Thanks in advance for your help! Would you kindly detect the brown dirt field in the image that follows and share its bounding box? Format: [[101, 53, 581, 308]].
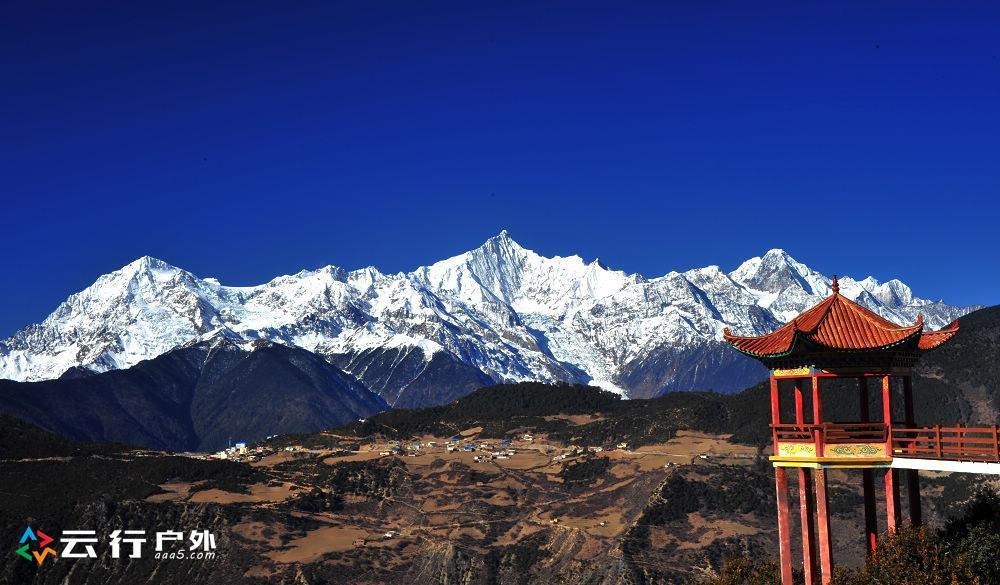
[[492, 451, 551, 470], [622, 433, 756, 468], [664, 431, 755, 456], [542, 414, 604, 425], [244, 565, 279, 579], [157, 481, 298, 504], [609, 462, 637, 478], [188, 488, 262, 504], [233, 521, 284, 547], [426, 512, 462, 525], [459, 426, 483, 437], [399, 453, 440, 466], [253, 451, 301, 467], [267, 524, 370, 563], [620, 452, 677, 471], [248, 482, 298, 502], [589, 510, 626, 537], [676, 512, 762, 550], [322, 450, 385, 465], [494, 522, 544, 546], [146, 482, 192, 503], [648, 526, 677, 549], [557, 510, 626, 538], [486, 476, 528, 490], [449, 526, 485, 540], [571, 476, 639, 498], [421, 499, 462, 513], [487, 491, 516, 506], [574, 535, 609, 559]]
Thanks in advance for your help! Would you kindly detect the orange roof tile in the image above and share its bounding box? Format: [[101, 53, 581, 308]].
[[917, 320, 959, 350], [723, 277, 959, 358]]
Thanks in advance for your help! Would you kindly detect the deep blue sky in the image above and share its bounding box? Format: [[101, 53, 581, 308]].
[[3, 2, 999, 337]]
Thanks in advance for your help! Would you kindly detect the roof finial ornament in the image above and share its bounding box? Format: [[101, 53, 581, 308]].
[[832, 274, 839, 295]]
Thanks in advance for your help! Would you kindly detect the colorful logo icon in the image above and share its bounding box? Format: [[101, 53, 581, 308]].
[[15, 527, 57, 566]]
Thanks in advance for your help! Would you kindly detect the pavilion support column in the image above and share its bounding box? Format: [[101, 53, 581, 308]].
[[903, 375, 922, 526], [770, 377, 781, 445], [812, 375, 824, 455], [885, 468, 901, 533], [771, 377, 794, 585], [795, 379, 818, 584], [882, 375, 901, 532], [775, 467, 794, 585], [859, 377, 878, 554], [810, 374, 833, 585], [798, 468, 818, 584], [814, 468, 834, 585], [795, 378, 806, 424]]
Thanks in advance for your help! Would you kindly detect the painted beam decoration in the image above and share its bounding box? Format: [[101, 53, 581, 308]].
[[824, 443, 886, 458], [777, 442, 817, 458], [771, 366, 813, 377], [776, 442, 887, 459], [777, 443, 888, 459]]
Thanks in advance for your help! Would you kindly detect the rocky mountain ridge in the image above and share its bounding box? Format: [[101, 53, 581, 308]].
[[0, 232, 978, 403]]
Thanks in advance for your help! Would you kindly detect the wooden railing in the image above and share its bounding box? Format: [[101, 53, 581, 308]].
[[772, 423, 1000, 463], [891, 425, 1000, 462], [825, 423, 888, 443], [772, 423, 887, 445]]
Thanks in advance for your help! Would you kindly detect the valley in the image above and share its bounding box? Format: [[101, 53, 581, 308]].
[[1, 377, 993, 584]]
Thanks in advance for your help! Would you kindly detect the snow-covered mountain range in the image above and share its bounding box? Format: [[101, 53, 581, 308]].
[[0, 232, 979, 405]]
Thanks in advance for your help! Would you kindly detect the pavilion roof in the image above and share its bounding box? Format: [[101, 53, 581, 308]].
[[723, 276, 960, 359]]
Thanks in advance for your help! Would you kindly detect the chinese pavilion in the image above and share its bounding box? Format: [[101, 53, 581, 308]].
[[724, 276, 968, 585]]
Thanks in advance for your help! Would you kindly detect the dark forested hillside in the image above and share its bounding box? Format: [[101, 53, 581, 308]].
[[914, 304, 1000, 424], [0, 339, 387, 452], [0, 415, 129, 459], [270, 381, 775, 450]]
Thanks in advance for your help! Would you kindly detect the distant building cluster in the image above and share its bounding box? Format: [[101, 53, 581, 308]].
[[371, 433, 634, 466], [211, 441, 272, 462]]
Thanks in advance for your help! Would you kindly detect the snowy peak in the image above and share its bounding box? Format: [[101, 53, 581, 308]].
[[87, 255, 185, 295], [122, 254, 174, 271], [414, 231, 637, 317], [870, 279, 914, 307], [416, 230, 531, 305], [730, 248, 821, 295], [347, 266, 386, 293], [0, 240, 981, 402], [481, 229, 527, 257]]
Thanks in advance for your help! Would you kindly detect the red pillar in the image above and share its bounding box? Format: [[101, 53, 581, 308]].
[[773, 377, 794, 585], [814, 468, 834, 585], [775, 467, 794, 585], [808, 375, 833, 584], [795, 380, 818, 584], [885, 468, 901, 532], [812, 375, 824, 455], [795, 379, 806, 424], [771, 376, 781, 447], [859, 377, 878, 554], [798, 468, 818, 584], [883, 375, 901, 532], [902, 375, 921, 526]]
